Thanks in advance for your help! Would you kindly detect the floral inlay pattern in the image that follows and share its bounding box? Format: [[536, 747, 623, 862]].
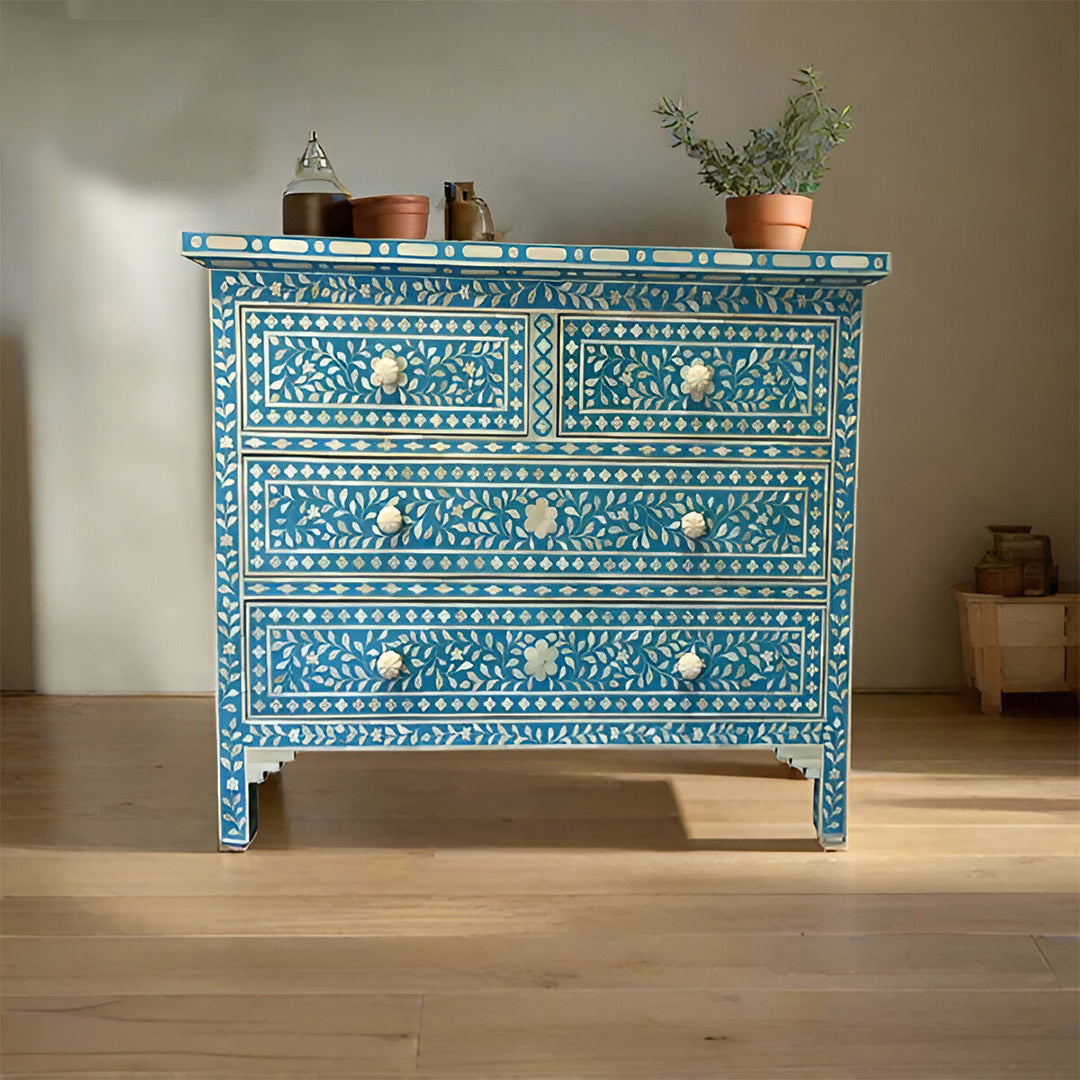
[[248, 603, 820, 715], [559, 314, 834, 439], [268, 336, 503, 406], [585, 343, 808, 414], [242, 307, 528, 434], [246, 460, 826, 579]]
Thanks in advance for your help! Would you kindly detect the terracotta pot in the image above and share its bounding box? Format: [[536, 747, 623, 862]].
[[725, 194, 813, 250], [349, 195, 430, 239]]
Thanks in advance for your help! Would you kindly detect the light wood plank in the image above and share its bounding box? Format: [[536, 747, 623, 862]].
[[5, 891, 1077, 938], [1036, 935, 1080, 989], [0, 993, 422, 1078], [5, 848, 1079, 897], [5, 809, 1078, 854], [843, 824, 1080, 857], [415, 988, 1080, 1078], [0, 932, 1058, 997]]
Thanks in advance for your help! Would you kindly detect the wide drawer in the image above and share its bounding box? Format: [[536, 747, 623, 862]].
[[558, 313, 835, 439], [242, 455, 829, 581], [244, 600, 825, 722], [240, 306, 529, 435]]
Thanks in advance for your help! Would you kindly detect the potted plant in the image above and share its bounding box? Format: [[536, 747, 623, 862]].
[[655, 67, 852, 250]]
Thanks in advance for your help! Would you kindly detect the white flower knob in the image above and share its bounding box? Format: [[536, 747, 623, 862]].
[[676, 650, 705, 681], [680, 510, 708, 540], [376, 649, 405, 681], [376, 504, 404, 536], [370, 349, 407, 392], [680, 357, 715, 403]]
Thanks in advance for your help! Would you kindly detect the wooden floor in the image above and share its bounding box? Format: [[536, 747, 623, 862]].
[[1, 693, 1077, 1079]]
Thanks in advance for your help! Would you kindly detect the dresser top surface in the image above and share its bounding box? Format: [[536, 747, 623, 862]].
[[181, 232, 891, 285]]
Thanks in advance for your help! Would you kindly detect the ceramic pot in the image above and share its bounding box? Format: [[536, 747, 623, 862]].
[[349, 195, 430, 239], [725, 194, 813, 250]]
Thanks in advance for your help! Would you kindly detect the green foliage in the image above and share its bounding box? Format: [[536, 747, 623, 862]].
[[656, 67, 852, 198]]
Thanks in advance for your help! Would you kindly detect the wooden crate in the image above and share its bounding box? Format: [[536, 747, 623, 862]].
[[954, 584, 1079, 715]]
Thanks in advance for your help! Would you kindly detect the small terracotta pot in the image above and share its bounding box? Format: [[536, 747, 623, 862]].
[[349, 195, 430, 239], [725, 194, 813, 250]]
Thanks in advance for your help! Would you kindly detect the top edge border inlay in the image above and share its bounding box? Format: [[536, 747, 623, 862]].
[[182, 232, 891, 284]]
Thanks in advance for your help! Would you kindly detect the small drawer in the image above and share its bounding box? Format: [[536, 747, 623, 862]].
[[242, 456, 829, 581], [241, 306, 528, 435], [244, 600, 825, 723], [558, 313, 835, 439]]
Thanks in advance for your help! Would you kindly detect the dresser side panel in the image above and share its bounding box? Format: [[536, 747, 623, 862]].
[[209, 272, 251, 849], [817, 294, 866, 846]]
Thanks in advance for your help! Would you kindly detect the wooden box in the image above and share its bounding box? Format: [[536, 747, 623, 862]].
[[954, 584, 1079, 714]]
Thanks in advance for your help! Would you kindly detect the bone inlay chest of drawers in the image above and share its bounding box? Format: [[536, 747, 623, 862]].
[[183, 233, 889, 850]]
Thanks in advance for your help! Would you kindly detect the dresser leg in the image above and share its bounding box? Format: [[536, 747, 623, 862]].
[[219, 750, 297, 850], [775, 745, 845, 848], [813, 745, 848, 851], [219, 780, 256, 852]]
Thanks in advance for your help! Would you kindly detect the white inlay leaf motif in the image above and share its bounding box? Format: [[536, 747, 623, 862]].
[[266, 482, 808, 559], [265, 624, 805, 698]]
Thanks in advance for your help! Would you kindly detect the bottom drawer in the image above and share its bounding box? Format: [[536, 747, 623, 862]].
[[244, 600, 824, 723]]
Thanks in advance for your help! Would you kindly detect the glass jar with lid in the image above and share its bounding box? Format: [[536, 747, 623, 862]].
[[282, 131, 352, 237]]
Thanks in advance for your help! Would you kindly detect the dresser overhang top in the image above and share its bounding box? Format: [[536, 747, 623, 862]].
[[182, 232, 890, 287]]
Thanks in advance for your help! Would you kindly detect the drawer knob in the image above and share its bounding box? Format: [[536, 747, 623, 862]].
[[376, 504, 404, 536], [680, 510, 708, 540], [376, 649, 405, 681], [680, 358, 715, 403], [370, 349, 408, 392], [676, 650, 705, 681]]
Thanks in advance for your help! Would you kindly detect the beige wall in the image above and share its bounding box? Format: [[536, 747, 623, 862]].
[[2, 0, 1077, 692]]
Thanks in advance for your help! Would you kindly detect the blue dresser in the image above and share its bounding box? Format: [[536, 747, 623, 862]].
[[183, 233, 889, 850]]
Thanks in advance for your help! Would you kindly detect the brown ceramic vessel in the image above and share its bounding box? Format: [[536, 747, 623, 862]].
[[349, 195, 430, 239], [725, 194, 813, 250]]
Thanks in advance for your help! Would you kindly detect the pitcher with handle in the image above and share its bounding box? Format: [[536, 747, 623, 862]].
[[444, 181, 495, 241]]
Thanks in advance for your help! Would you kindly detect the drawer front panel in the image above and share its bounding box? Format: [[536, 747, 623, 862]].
[[242, 306, 528, 435], [558, 314, 834, 439], [245, 601, 825, 722], [243, 456, 829, 581]]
